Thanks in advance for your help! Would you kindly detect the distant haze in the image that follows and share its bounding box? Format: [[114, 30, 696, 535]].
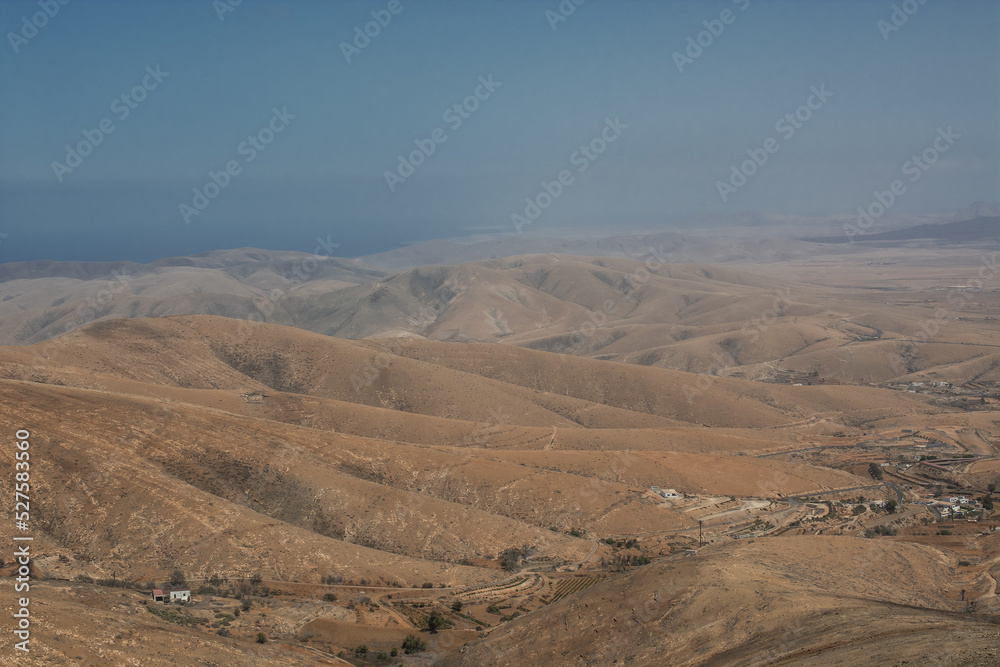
[[1, 0, 997, 262]]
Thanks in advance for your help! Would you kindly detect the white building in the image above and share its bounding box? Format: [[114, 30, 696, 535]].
[[152, 588, 191, 603]]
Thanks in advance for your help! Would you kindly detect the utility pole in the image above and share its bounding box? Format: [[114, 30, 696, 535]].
[[699, 520, 703, 547]]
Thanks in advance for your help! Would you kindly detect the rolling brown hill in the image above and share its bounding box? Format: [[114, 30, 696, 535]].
[[1, 310, 997, 665], [0, 313, 915, 589], [2, 314, 944, 431], [2, 246, 997, 392], [0, 248, 385, 345], [443, 537, 1000, 667]]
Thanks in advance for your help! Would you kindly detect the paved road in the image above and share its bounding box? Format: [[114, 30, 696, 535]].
[[580, 539, 601, 565], [756, 444, 856, 459], [891, 340, 1000, 348], [783, 483, 886, 500], [885, 480, 905, 503]]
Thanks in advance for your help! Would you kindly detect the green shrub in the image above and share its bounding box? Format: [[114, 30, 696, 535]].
[[426, 610, 445, 633], [402, 634, 426, 654], [501, 547, 524, 572]]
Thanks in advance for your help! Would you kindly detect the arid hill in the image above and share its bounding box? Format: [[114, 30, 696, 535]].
[[1, 314, 905, 588], [443, 537, 1000, 666], [0, 248, 385, 345], [0, 308, 997, 664], [0, 233, 997, 665], [2, 246, 996, 392], [4, 312, 955, 594]]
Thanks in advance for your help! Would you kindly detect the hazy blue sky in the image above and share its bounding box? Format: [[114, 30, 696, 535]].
[[1, 0, 997, 262]]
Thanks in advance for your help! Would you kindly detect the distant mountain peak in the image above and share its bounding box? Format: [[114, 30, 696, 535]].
[[950, 201, 1000, 223]]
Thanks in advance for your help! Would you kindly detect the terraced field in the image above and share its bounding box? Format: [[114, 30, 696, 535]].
[[546, 575, 605, 604]]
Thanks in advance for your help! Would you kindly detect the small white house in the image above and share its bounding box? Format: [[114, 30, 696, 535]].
[[658, 489, 681, 499], [152, 588, 191, 603]]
